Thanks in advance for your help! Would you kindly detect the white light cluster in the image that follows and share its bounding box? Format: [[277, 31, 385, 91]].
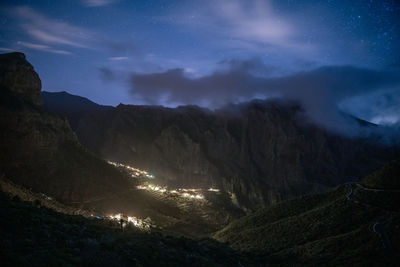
[[109, 160, 221, 202], [137, 184, 205, 200], [108, 213, 150, 229], [108, 161, 155, 179], [207, 188, 220, 192]]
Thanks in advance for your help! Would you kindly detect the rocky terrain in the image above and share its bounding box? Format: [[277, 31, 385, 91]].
[[0, 52, 42, 105], [44, 92, 399, 210], [0, 53, 132, 205]]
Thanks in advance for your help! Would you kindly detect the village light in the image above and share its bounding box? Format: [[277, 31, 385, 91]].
[[208, 188, 220, 192]]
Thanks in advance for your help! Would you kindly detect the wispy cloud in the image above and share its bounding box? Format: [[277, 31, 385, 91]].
[[168, 0, 312, 54], [108, 56, 129, 61], [82, 0, 120, 7], [17, 41, 72, 55], [0, 47, 14, 52], [14, 6, 96, 49], [214, 0, 293, 47]]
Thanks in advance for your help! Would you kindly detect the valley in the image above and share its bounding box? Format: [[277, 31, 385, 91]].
[[0, 51, 399, 266]]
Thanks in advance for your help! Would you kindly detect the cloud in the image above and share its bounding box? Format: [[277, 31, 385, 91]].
[[167, 0, 313, 54], [217, 58, 277, 76], [82, 0, 120, 7], [11, 6, 139, 57], [213, 0, 294, 47], [108, 56, 129, 61], [124, 61, 400, 135], [0, 47, 14, 52], [17, 41, 72, 55], [341, 88, 400, 127], [99, 67, 116, 83], [14, 6, 96, 49]]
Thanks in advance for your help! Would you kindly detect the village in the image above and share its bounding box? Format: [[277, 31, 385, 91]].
[[106, 160, 222, 230]]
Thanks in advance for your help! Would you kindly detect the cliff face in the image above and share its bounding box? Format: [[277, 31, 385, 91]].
[[53, 96, 397, 210], [0, 52, 42, 105], [0, 52, 130, 204]]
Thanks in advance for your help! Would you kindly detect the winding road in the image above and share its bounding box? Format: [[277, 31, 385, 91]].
[[373, 212, 394, 255], [345, 182, 396, 255]]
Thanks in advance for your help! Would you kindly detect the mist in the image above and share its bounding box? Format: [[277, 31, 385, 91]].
[[101, 60, 400, 137]]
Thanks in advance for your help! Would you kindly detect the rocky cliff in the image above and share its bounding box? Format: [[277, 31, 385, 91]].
[[45, 91, 398, 210], [0, 52, 131, 204], [0, 52, 42, 105]]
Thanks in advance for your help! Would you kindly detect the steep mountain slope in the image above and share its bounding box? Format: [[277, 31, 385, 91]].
[[213, 158, 400, 266], [363, 158, 400, 189], [0, 51, 42, 105], [45, 93, 398, 210], [43, 91, 111, 115], [0, 52, 244, 237], [0, 52, 131, 204], [42, 91, 112, 129]]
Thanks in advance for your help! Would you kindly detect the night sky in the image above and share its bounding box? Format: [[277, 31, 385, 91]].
[[1, 0, 399, 127]]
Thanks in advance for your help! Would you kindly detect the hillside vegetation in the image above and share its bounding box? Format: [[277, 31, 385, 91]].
[[0, 190, 252, 266], [363, 158, 400, 189], [214, 159, 400, 266]]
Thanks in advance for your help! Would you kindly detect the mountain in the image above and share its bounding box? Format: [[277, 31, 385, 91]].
[[42, 91, 113, 129], [213, 158, 400, 266], [363, 158, 400, 189], [0, 52, 42, 105], [0, 52, 131, 204], [43, 91, 111, 115], [44, 93, 398, 210], [0, 52, 241, 236], [1, 51, 399, 265]]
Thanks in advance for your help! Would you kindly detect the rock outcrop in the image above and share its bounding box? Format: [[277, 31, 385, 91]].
[[0, 52, 42, 105], [0, 52, 131, 204]]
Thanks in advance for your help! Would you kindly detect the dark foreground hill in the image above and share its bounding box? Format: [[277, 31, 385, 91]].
[[213, 158, 400, 266], [0, 190, 250, 267], [44, 92, 398, 210], [0, 154, 398, 266]]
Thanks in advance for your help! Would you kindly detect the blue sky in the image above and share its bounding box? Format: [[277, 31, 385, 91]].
[[0, 0, 399, 126]]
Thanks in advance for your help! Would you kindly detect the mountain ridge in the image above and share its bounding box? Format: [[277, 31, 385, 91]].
[[44, 89, 399, 210]]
